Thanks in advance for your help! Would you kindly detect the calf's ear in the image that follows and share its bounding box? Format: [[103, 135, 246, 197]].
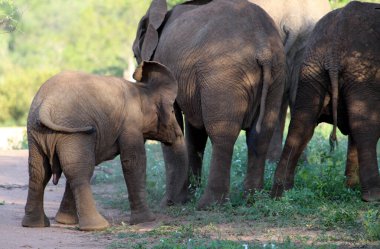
[[133, 61, 178, 104]]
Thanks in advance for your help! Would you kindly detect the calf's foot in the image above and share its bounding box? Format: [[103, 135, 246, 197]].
[[55, 210, 79, 225], [22, 213, 50, 227], [79, 213, 109, 231]]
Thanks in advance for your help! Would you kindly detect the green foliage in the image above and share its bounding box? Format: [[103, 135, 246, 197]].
[[96, 125, 380, 248], [363, 209, 380, 241], [0, 67, 56, 125], [2, 0, 379, 125], [329, 0, 380, 8], [167, 0, 186, 8], [0, 0, 20, 32], [0, 0, 151, 126]]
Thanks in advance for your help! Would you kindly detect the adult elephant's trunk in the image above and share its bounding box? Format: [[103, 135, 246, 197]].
[[271, 71, 325, 197], [161, 135, 189, 206]]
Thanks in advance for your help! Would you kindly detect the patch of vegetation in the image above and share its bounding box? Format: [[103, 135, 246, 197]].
[[95, 124, 380, 248], [0, 0, 20, 33], [7, 128, 28, 149], [362, 209, 380, 241]]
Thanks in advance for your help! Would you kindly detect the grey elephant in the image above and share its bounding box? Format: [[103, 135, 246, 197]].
[[271, 1, 380, 202], [22, 61, 183, 231], [133, 0, 286, 209], [249, 0, 331, 161]]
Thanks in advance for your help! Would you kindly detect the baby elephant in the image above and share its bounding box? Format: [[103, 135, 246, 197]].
[[22, 61, 183, 231]]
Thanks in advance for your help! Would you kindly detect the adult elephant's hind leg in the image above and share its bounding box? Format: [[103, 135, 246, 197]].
[[348, 97, 380, 202], [345, 135, 360, 188], [186, 121, 208, 191], [197, 121, 240, 210], [244, 121, 273, 195], [22, 142, 51, 227], [55, 181, 78, 224], [354, 135, 380, 202], [57, 135, 109, 231], [266, 98, 288, 162]]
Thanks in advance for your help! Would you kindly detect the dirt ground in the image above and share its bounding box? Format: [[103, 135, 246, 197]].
[[0, 150, 111, 249]]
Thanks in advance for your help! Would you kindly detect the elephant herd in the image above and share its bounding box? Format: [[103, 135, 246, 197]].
[[22, 0, 380, 231]]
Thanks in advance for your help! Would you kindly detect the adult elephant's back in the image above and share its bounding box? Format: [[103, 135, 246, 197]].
[[133, 0, 286, 209], [154, 0, 284, 129], [248, 0, 332, 161]]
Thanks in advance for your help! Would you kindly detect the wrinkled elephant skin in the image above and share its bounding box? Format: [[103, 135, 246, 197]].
[[133, 0, 286, 209], [22, 61, 185, 231], [271, 2, 380, 202], [249, 0, 332, 161]]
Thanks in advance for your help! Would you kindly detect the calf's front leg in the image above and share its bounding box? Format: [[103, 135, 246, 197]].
[[119, 131, 154, 224], [22, 143, 51, 228]]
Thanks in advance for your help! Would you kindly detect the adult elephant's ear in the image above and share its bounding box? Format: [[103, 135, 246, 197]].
[[133, 61, 178, 104], [133, 0, 167, 63]]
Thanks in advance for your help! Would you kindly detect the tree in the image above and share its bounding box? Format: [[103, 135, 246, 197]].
[[167, 0, 186, 7], [0, 0, 20, 32]]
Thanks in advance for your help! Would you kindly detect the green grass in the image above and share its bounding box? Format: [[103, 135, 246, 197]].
[[330, 0, 380, 9], [93, 123, 380, 248]]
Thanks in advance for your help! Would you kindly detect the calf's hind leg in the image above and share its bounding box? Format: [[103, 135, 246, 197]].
[[57, 135, 109, 231], [55, 181, 78, 224], [22, 143, 51, 227]]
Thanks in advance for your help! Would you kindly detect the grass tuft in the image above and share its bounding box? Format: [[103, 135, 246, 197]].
[[96, 124, 380, 248]]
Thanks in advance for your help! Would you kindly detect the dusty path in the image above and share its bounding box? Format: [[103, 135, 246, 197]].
[[0, 150, 110, 249]]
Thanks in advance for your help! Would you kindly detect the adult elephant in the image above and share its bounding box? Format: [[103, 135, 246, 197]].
[[249, 0, 332, 161], [133, 0, 286, 209], [271, 1, 380, 202]]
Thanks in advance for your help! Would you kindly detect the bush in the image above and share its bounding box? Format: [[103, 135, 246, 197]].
[[0, 67, 57, 125]]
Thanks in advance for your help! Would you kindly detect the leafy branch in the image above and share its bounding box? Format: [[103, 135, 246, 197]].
[[0, 0, 20, 33]]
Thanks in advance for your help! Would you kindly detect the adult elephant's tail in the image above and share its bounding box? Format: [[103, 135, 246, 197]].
[[328, 68, 339, 151], [256, 63, 271, 133], [38, 104, 95, 134]]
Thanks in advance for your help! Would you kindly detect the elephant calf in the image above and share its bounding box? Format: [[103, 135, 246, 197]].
[[271, 2, 380, 202], [22, 61, 185, 231]]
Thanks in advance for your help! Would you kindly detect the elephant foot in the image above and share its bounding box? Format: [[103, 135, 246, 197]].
[[78, 213, 109, 231], [345, 174, 360, 188], [197, 190, 228, 210], [267, 149, 282, 163], [55, 210, 79, 225], [22, 213, 50, 227], [361, 187, 380, 202], [243, 181, 264, 197], [160, 197, 175, 207], [130, 210, 155, 225], [242, 189, 258, 204], [270, 181, 293, 199], [161, 190, 189, 207]]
